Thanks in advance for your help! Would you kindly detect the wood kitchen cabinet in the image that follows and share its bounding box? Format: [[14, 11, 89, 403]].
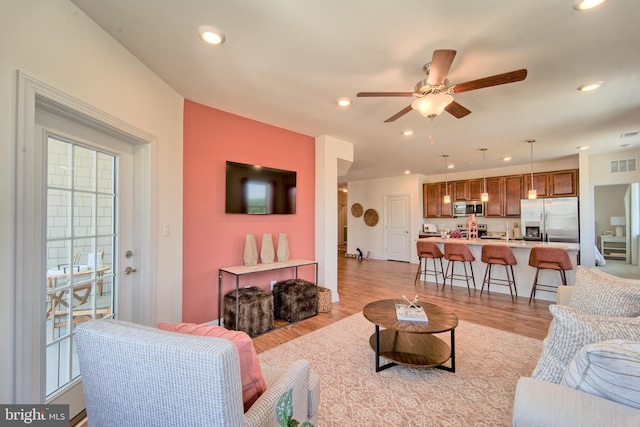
[[469, 179, 484, 201], [452, 181, 470, 201], [504, 175, 524, 217], [549, 170, 578, 197], [524, 169, 578, 198], [422, 169, 578, 218], [452, 179, 484, 201], [423, 182, 452, 218], [484, 177, 504, 217]]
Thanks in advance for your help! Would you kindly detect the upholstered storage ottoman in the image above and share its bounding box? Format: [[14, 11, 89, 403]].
[[273, 279, 318, 322], [223, 286, 273, 337]]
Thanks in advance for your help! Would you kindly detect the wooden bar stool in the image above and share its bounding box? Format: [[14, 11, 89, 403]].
[[528, 246, 574, 304], [443, 243, 476, 296], [414, 239, 445, 286], [481, 245, 518, 302]]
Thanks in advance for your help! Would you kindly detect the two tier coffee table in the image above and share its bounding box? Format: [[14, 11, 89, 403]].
[[363, 299, 459, 372]]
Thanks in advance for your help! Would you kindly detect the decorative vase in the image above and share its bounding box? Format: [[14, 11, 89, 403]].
[[466, 214, 478, 240], [260, 233, 275, 264], [243, 234, 258, 266], [277, 233, 290, 262]]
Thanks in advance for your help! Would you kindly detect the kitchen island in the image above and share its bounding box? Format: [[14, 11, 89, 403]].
[[417, 237, 580, 302]]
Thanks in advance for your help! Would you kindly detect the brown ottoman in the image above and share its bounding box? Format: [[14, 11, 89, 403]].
[[273, 279, 317, 322], [224, 286, 273, 337]]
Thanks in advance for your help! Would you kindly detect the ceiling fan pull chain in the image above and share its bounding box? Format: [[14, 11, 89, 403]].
[[429, 117, 435, 145]]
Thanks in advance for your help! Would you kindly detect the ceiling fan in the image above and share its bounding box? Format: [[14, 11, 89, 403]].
[[357, 49, 527, 123]]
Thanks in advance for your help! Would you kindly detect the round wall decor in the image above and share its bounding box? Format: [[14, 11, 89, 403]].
[[364, 208, 379, 226], [351, 203, 363, 217]]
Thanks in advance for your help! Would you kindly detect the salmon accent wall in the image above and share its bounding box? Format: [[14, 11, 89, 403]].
[[183, 100, 316, 323]]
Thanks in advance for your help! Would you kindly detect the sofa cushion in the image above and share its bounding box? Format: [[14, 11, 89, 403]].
[[532, 305, 640, 384], [157, 322, 266, 411], [561, 339, 640, 409], [568, 266, 640, 317]]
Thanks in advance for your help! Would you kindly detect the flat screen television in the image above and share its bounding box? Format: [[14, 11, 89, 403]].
[[225, 161, 297, 214]]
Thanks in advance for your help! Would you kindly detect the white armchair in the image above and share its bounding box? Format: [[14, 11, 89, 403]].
[[76, 319, 320, 427]]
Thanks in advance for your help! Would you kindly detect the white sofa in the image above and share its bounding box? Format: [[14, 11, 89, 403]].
[[76, 319, 320, 427], [513, 283, 640, 427]]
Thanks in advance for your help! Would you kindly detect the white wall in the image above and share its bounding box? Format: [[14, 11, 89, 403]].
[[347, 174, 423, 263], [1, 0, 184, 403]]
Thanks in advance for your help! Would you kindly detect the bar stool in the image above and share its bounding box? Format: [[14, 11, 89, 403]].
[[443, 243, 476, 296], [528, 246, 574, 304], [414, 239, 445, 287], [480, 245, 518, 302]]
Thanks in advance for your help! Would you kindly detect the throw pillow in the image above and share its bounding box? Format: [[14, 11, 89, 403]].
[[531, 305, 640, 384], [568, 266, 640, 317], [561, 339, 640, 409], [157, 322, 266, 411]]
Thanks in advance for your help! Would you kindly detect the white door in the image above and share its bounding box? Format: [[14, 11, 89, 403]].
[[15, 74, 152, 420], [386, 194, 411, 262]]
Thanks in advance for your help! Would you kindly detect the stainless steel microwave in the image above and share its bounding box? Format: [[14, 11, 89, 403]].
[[453, 201, 484, 217]]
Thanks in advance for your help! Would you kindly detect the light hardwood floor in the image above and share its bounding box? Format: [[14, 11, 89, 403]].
[[252, 256, 554, 353]]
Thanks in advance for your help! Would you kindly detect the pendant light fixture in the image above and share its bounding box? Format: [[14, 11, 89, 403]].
[[442, 155, 451, 204], [527, 139, 537, 199], [480, 148, 489, 202]]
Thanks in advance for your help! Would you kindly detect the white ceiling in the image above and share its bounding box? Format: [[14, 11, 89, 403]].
[[71, 0, 640, 186]]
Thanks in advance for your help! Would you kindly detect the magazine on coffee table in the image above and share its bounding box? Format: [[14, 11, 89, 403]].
[[395, 304, 428, 322]]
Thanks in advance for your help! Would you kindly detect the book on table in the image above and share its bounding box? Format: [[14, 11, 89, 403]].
[[395, 304, 428, 322]]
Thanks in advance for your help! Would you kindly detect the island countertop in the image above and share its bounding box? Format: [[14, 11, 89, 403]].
[[419, 237, 580, 252]]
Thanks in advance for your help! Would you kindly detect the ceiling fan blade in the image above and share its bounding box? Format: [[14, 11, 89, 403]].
[[427, 49, 457, 86], [453, 69, 528, 93], [445, 100, 472, 119], [384, 105, 413, 123], [357, 92, 414, 97]]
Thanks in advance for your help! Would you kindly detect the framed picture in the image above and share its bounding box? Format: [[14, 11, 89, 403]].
[[603, 231, 614, 236]]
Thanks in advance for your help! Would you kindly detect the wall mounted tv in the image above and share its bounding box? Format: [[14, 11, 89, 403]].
[[225, 161, 297, 214]]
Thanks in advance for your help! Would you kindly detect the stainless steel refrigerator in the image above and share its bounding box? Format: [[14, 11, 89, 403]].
[[520, 197, 579, 243]]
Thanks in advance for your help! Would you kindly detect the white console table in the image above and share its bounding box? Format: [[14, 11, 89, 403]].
[[217, 259, 318, 328], [599, 235, 627, 260]]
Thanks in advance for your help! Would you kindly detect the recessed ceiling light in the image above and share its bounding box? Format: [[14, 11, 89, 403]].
[[577, 81, 603, 92], [337, 98, 351, 107], [404, 170, 411, 175], [573, 0, 607, 11], [577, 146, 590, 150], [502, 157, 512, 162], [403, 130, 414, 136], [198, 26, 225, 45], [447, 164, 454, 169]]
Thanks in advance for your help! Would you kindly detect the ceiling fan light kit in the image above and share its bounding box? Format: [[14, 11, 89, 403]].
[[411, 93, 453, 118]]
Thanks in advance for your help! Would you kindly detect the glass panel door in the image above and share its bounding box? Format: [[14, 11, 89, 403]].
[[45, 135, 116, 398]]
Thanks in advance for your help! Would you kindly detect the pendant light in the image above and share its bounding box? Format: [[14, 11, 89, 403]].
[[442, 155, 451, 204], [527, 139, 537, 199], [480, 148, 489, 202]]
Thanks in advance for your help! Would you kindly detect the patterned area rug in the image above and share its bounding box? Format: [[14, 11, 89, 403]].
[[258, 313, 543, 426]]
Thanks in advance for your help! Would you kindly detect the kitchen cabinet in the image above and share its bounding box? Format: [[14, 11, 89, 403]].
[[423, 182, 452, 218], [504, 175, 524, 217], [524, 170, 578, 198], [484, 177, 504, 217], [453, 180, 470, 201], [549, 170, 578, 197], [422, 169, 578, 218], [469, 179, 484, 201]]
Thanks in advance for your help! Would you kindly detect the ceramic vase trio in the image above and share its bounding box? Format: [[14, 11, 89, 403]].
[[244, 233, 289, 266]]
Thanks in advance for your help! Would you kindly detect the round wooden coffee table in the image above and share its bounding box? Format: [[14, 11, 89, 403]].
[[363, 299, 459, 372]]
